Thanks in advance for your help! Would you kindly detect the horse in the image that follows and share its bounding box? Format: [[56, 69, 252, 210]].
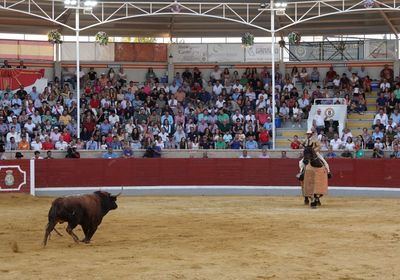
[[299, 144, 329, 208]]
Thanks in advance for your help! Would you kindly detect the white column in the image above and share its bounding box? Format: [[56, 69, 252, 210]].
[[76, 5, 81, 139], [167, 44, 174, 83], [30, 159, 35, 196], [271, 3, 276, 150]]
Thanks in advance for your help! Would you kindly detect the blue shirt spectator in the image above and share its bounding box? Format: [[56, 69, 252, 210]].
[[100, 120, 112, 135], [245, 138, 258, 150], [102, 147, 119, 159]]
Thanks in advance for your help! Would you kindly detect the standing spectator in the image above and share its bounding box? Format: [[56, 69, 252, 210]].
[[313, 108, 326, 134]]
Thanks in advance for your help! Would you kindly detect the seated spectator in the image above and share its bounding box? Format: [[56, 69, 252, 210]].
[[330, 133, 343, 150], [325, 146, 337, 158], [103, 147, 119, 159], [372, 138, 385, 158], [18, 135, 30, 150], [310, 67, 320, 85], [258, 127, 271, 149], [380, 64, 394, 84], [2, 59, 11, 68], [239, 150, 251, 158], [324, 66, 337, 86], [390, 144, 400, 158], [45, 150, 54, 159], [289, 135, 301, 149], [374, 109, 388, 126], [259, 149, 270, 158], [245, 135, 258, 150], [32, 150, 43, 160], [278, 102, 290, 124], [15, 152, 24, 159], [143, 144, 161, 158], [55, 136, 68, 150], [65, 146, 80, 158]]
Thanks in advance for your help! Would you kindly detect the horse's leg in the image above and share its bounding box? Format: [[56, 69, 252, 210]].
[[310, 194, 318, 209], [315, 195, 322, 206]]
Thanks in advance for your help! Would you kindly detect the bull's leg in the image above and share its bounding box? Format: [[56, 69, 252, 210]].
[[304, 196, 310, 205], [66, 223, 80, 244], [80, 224, 91, 243], [53, 228, 63, 236], [83, 225, 98, 244]]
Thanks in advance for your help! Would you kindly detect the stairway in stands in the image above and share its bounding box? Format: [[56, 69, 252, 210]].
[[275, 91, 376, 149], [346, 91, 376, 137], [275, 119, 308, 149]]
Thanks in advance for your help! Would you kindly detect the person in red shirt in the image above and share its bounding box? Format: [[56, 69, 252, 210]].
[[258, 127, 271, 149], [290, 135, 302, 149], [42, 136, 54, 150], [256, 108, 269, 126], [83, 115, 96, 133], [61, 128, 72, 143], [90, 94, 100, 109]]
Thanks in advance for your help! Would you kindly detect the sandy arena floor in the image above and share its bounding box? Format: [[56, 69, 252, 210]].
[[0, 194, 399, 280]]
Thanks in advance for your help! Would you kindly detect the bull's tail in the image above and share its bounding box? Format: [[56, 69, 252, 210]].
[[43, 202, 59, 247]]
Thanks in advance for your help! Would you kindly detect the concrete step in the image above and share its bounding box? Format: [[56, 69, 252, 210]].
[[367, 104, 376, 111], [278, 129, 307, 138], [346, 120, 372, 129], [347, 112, 375, 120], [275, 138, 292, 148]]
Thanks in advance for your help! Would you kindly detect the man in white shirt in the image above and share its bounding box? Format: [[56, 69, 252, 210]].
[[31, 137, 43, 150], [210, 65, 222, 82], [50, 127, 61, 143], [6, 127, 21, 144], [215, 95, 226, 109], [313, 109, 326, 134], [24, 117, 36, 135], [373, 109, 388, 126], [231, 80, 243, 93], [55, 136, 69, 150], [231, 110, 244, 123], [330, 133, 343, 150], [108, 111, 120, 126], [212, 80, 224, 96]]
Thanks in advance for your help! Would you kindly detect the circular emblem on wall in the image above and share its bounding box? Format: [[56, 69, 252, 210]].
[[4, 170, 14, 186], [295, 46, 306, 58], [325, 108, 335, 118]]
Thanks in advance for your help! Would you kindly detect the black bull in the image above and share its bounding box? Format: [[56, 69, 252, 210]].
[[43, 191, 120, 246]]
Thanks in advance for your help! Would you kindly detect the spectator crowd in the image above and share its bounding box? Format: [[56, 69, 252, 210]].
[[1, 58, 400, 159]]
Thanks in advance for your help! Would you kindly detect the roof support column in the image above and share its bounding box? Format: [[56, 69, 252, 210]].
[[271, 0, 276, 150], [167, 44, 174, 84]]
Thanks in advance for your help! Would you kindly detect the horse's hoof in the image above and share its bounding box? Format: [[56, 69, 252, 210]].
[[304, 197, 309, 205], [310, 201, 318, 208]]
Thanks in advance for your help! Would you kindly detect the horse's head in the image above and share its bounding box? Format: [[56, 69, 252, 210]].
[[303, 144, 316, 165]]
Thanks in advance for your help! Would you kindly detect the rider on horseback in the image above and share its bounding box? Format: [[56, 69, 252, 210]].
[[297, 128, 332, 180]]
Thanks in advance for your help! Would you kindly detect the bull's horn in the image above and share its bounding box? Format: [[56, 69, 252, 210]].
[[115, 187, 124, 197]]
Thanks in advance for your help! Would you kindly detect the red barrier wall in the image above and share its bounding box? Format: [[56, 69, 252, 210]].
[[0, 160, 31, 193], [34, 159, 400, 189]]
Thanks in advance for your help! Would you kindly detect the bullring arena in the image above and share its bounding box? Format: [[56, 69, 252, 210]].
[[1, 0, 400, 279]]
